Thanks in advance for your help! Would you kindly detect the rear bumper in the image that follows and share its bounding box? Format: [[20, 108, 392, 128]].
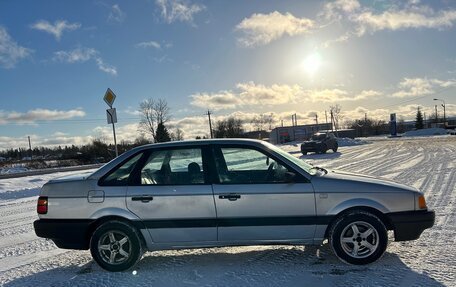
[[34, 219, 94, 250], [301, 145, 317, 152], [387, 210, 435, 241]]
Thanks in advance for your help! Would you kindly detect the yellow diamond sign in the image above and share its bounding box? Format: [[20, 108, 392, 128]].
[[103, 88, 116, 108]]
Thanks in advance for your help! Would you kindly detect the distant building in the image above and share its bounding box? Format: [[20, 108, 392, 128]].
[[269, 123, 332, 144]]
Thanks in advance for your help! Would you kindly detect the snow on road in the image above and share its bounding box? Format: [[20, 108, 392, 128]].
[[0, 137, 455, 286]]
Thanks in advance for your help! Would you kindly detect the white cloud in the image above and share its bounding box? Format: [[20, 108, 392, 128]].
[[53, 47, 117, 75], [0, 108, 85, 125], [321, 0, 456, 45], [95, 58, 117, 75], [53, 47, 97, 63], [30, 20, 81, 41], [190, 82, 382, 110], [190, 91, 241, 110], [321, 0, 361, 20], [108, 4, 126, 23], [94, 123, 144, 143], [156, 0, 205, 24], [355, 8, 456, 35], [0, 26, 33, 68], [236, 11, 314, 47], [391, 77, 456, 98], [135, 41, 161, 49]]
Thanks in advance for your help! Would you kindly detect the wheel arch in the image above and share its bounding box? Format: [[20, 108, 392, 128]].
[[324, 205, 393, 239], [86, 215, 148, 250]]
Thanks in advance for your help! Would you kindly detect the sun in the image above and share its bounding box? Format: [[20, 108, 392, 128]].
[[303, 53, 322, 75]]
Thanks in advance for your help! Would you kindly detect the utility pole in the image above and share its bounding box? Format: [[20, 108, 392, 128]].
[[27, 136, 32, 161], [325, 110, 328, 126], [435, 105, 438, 123], [206, 110, 213, 139], [434, 98, 446, 125], [424, 112, 427, 128], [294, 113, 298, 126], [365, 113, 367, 122], [291, 114, 294, 126], [281, 119, 283, 127], [330, 110, 334, 131], [315, 114, 319, 129]]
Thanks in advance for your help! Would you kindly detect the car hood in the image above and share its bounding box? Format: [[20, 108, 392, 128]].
[[311, 169, 418, 193]]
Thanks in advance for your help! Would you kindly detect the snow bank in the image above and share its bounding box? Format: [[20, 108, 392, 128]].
[[0, 167, 29, 175], [336, 137, 370, 147], [402, 128, 448, 137]]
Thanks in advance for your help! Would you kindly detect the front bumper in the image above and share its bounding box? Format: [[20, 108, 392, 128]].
[[34, 219, 94, 250], [387, 210, 435, 241]]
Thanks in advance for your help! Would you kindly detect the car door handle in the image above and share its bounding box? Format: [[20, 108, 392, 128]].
[[131, 196, 153, 203], [219, 194, 241, 201]]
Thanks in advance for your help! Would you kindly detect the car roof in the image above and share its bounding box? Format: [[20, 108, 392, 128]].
[[135, 138, 267, 150]]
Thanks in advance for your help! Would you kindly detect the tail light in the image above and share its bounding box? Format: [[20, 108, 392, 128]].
[[37, 196, 48, 214]]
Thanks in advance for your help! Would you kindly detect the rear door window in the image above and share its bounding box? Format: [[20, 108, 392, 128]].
[[140, 148, 205, 185]]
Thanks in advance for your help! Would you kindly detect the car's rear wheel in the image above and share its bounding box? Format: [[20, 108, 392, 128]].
[[333, 143, 338, 152], [329, 211, 387, 265], [319, 143, 327, 154], [90, 220, 143, 272]]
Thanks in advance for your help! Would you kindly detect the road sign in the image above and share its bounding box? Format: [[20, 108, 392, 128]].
[[107, 108, 117, 124], [104, 88, 116, 108], [390, 113, 397, 136]]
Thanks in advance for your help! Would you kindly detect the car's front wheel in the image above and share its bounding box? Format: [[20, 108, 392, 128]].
[[328, 211, 387, 265], [90, 220, 144, 272], [332, 142, 338, 152]]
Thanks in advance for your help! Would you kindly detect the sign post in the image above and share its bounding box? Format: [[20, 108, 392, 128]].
[[104, 88, 118, 157], [390, 113, 397, 137]]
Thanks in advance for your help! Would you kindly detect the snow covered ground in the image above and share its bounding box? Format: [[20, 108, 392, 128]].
[[0, 137, 455, 286]]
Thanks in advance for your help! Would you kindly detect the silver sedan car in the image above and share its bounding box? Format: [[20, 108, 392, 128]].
[[34, 139, 434, 271]]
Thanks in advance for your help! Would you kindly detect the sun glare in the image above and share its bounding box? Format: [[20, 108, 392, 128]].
[[303, 53, 322, 75]]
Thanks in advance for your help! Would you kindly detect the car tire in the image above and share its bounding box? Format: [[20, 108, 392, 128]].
[[319, 144, 327, 154], [90, 220, 144, 272], [302, 151, 307, 155], [328, 211, 387, 265], [333, 143, 338, 152]]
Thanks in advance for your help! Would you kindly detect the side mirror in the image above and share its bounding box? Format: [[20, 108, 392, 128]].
[[284, 171, 296, 183]]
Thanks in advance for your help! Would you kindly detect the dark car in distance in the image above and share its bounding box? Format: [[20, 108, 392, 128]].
[[301, 132, 338, 155]]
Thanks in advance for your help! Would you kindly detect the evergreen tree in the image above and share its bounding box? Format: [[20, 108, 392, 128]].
[[415, 107, 424, 129], [155, 122, 171, 142]]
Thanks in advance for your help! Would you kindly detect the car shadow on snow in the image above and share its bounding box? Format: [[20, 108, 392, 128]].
[[300, 151, 342, 160], [3, 244, 445, 287]]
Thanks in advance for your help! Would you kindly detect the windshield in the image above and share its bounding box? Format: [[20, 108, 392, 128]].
[[263, 142, 317, 176], [311, 134, 326, 141]]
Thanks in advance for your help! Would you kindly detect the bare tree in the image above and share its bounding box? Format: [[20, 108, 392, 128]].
[[214, 117, 244, 138], [138, 98, 170, 142], [251, 113, 275, 131], [250, 113, 274, 139], [329, 104, 342, 130], [170, 128, 184, 141]]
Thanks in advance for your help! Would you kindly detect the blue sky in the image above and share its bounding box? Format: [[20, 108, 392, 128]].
[[0, 0, 455, 149]]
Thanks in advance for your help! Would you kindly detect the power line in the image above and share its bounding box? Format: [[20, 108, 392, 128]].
[[375, 85, 454, 111]]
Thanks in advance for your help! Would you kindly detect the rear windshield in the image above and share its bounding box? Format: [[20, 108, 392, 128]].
[[311, 134, 326, 140]]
